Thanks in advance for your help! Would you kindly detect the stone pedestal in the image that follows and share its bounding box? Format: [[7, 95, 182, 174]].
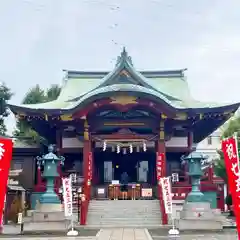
[[38, 203, 62, 212], [24, 204, 70, 232], [32, 210, 65, 222], [176, 202, 223, 230]]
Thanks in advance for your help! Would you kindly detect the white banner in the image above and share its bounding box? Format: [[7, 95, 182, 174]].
[[160, 177, 173, 214], [62, 176, 73, 217]]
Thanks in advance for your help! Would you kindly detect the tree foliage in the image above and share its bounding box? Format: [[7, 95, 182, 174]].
[[13, 84, 61, 143], [0, 82, 13, 136], [214, 116, 240, 183], [214, 150, 227, 183]]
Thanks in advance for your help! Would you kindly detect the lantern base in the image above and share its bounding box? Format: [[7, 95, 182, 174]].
[[40, 192, 61, 205], [186, 191, 205, 203]]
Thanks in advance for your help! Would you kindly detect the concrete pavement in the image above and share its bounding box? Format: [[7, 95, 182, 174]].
[[1, 227, 238, 240]]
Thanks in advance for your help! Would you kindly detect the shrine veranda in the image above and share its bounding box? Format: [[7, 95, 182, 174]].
[[8, 49, 240, 224]]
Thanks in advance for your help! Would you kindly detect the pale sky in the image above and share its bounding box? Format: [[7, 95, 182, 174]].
[[1, 0, 240, 134]]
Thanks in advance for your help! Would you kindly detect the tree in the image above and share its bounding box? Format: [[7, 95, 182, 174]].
[[45, 84, 61, 102], [214, 150, 227, 183], [13, 84, 61, 143], [0, 82, 13, 136]]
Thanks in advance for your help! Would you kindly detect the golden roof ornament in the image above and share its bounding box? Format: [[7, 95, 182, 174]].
[[110, 96, 137, 105]]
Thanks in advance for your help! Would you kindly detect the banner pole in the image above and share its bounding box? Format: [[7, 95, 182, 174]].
[[171, 215, 175, 230], [62, 175, 78, 237], [160, 177, 179, 236]]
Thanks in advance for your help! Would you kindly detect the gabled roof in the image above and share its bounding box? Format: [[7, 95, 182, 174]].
[[8, 48, 240, 115]]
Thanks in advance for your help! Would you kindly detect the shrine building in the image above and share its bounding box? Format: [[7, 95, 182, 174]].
[[8, 49, 240, 225]]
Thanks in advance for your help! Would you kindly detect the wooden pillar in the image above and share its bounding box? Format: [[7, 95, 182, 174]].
[[55, 128, 63, 196], [56, 128, 62, 155], [186, 130, 193, 183], [187, 130, 193, 151], [83, 119, 92, 201], [157, 120, 168, 225]]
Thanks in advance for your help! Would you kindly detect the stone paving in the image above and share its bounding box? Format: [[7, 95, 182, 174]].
[[150, 230, 238, 240], [151, 233, 238, 240], [96, 228, 151, 240]]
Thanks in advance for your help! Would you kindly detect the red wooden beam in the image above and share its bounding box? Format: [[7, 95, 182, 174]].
[[72, 97, 176, 119], [92, 134, 156, 141]]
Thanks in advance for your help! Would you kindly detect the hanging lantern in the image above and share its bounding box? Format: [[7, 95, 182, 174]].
[[103, 141, 107, 151], [123, 148, 127, 155], [117, 145, 120, 154], [129, 144, 133, 153], [143, 142, 147, 152], [111, 146, 115, 152]]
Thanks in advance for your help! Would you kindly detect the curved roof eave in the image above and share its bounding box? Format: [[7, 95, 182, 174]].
[[7, 84, 176, 114], [8, 85, 240, 117]]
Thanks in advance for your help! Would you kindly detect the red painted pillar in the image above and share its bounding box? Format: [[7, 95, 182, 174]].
[[83, 120, 92, 201], [208, 165, 214, 183], [157, 120, 168, 225], [34, 166, 43, 192], [91, 142, 95, 185], [81, 119, 93, 225]]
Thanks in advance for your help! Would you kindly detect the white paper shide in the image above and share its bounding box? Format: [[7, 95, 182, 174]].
[[62, 176, 73, 217], [160, 177, 173, 214]]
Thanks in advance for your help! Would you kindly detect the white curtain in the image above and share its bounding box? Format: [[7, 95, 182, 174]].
[[138, 161, 148, 182], [104, 161, 113, 182]]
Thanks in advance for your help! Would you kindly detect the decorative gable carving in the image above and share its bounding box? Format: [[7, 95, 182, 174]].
[[106, 68, 144, 86], [117, 128, 134, 134]]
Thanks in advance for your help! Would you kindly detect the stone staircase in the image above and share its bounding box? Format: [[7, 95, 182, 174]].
[[86, 200, 162, 227]]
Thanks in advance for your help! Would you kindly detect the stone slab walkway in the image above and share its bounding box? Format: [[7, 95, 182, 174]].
[[96, 228, 152, 240]]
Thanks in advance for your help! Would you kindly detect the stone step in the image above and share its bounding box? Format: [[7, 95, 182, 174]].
[[86, 224, 161, 228], [88, 214, 161, 217], [88, 216, 161, 219], [87, 220, 161, 224], [89, 201, 159, 205], [87, 200, 162, 226], [88, 219, 161, 222], [88, 209, 160, 213]]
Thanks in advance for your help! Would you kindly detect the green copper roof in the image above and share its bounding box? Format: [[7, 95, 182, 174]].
[[8, 48, 240, 114]]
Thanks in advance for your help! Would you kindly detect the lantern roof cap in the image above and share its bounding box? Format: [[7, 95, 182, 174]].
[[184, 151, 207, 160], [40, 144, 60, 160]]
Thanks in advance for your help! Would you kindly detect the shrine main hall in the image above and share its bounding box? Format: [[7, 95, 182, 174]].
[[8, 49, 239, 225]]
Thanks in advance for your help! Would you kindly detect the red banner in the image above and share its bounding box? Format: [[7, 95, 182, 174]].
[[0, 138, 13, 230], [221, 135, 240, 236], [156, 152, 164, 180]]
